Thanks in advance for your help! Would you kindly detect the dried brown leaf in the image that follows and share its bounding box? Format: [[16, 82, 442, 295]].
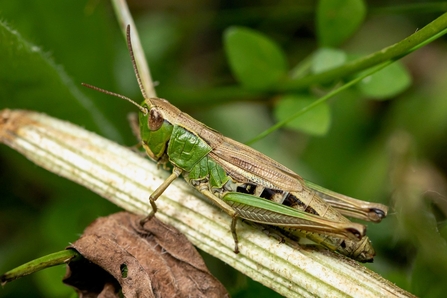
[[64, 212, 228, 298]]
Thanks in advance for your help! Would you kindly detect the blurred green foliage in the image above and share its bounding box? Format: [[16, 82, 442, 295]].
[[1, 0, 447, 297], [224, 26, 288, 90]]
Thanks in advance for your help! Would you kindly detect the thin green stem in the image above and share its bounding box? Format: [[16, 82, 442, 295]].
[[1, 250, 80, 285], [111, 0, 157, 98], [279, 12, 447, 92]]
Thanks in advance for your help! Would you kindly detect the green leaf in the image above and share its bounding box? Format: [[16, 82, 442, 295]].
[[311, 48, 347, 74], [224, 26, 287, 90], [357, 62, 411, 99], [274, 94, 331, 135], [317, 0, 366, 47]]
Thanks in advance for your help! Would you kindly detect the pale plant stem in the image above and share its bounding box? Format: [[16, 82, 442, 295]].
[[111, 0, 157, 98], [0, 109, 415, 298]]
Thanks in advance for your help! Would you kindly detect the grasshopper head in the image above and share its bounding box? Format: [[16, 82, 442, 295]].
[[82, 25, 182, 162], [140, 97, 182, 129], [138, 98, 184, 161]]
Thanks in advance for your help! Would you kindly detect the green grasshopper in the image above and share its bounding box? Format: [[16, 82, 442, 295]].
[[83, 25, 388, 262]]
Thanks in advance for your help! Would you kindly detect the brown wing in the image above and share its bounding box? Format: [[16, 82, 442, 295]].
[[200, 129, 349, 223], [208, 134, 306, 192]]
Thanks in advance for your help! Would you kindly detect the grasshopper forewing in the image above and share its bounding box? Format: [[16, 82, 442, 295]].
[[82, 25, 388, 262]]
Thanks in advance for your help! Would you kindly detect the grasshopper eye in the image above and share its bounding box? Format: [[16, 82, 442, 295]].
[[148, 108, 164, 131]]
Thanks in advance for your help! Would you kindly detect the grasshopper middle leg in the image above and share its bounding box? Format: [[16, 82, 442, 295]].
[[199, 189, 241, 253]]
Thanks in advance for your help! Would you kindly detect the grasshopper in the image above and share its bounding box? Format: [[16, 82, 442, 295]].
[[83, 25, 388, 262]]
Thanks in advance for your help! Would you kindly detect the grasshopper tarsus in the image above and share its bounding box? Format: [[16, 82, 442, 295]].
[[139, 201, 157, 226], [139, 204, 157, 226], [139, 214, 152, 227], [230, 216, 240, 254]]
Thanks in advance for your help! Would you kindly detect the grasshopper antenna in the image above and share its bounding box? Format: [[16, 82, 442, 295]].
[[126, 25, 151, 103], [81, 83, 148, 114], [81, 25, 152, 115]]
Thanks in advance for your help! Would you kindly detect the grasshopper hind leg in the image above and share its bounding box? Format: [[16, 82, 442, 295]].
[[196, 188, 241, 253], [140, 167, 182, 226], [230, 216, 240, 254]]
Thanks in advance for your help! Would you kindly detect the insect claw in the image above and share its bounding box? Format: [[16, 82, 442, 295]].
[[139, 216, 148, 227], [140, 201, 157, 226], [234, 244, 240, 254], [139, 211, 155, 226]]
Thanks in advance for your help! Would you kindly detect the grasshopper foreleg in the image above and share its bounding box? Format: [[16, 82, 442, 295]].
[[140, 166, 183, 225]]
